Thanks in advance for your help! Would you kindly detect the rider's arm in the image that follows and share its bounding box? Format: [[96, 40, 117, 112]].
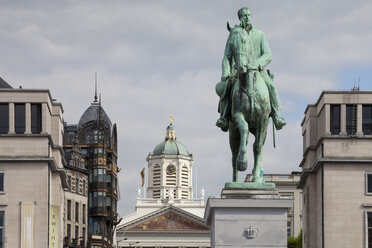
[[257, 32, 272, 70]]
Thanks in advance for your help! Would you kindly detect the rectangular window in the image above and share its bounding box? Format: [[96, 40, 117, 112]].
[[346, 105, 357, 135], [0, 173, 4, 192], [82, 204, 86, 224], [368, 212, 372, 248], [31, 104, 41, 133], [15, 104, 25, 134], [75, 225, 79, 240], [0, 211, 4, 248], [67, 200, 71, 220], [0, 104, 9, 134], [75, 202, 79, 222], [76, 178, 79, 193], [82, 227, 86, 243], [363, 105, 372, 135], [67, 176, 71, 191], [82, 180, 86, 195], [67, 224, 71, 240], [330, 105, 340, 135], [366, 173, 372, 194]]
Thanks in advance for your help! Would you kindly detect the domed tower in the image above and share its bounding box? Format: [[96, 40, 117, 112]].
[[147, 120, 193, 200], [77, 91, 119, 248]]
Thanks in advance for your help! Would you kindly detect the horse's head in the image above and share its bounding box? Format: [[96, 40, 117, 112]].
[[227, 23, 255, 74]]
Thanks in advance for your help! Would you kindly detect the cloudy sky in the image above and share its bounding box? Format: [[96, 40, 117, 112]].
[[1, 0, 372, 216]]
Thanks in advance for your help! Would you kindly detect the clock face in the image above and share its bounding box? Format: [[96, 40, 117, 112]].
[[166, 164, 176, 175]]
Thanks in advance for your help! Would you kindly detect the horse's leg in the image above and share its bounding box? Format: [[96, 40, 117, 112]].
[[232, 112, 249, 171], [229, 124, 239, 182], [252, 118, 269, 183]]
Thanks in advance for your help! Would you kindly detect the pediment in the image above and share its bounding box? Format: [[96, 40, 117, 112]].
[[126, 207, 209, 232]]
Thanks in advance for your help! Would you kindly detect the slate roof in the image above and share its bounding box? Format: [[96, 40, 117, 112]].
[[78, 102, 112, 130]]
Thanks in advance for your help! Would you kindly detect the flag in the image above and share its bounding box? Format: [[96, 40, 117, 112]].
[[140, 168, 145, 187]]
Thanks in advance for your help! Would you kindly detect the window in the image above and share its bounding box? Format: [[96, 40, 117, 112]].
[[93, 191, 106, 207], [67, 200, 71, 220], [82, 227, 86, 244], [0, 104, 9, 134], [0, 173, 4, 192], [82, 204, 86, 224], [76, 178, 79, 193], [287, 221, 292, 238], [75, 225, 79, 240], [67, 224, 71, 239], [15, 104, 25, 134], [363, 105, 372, 135], [0, 211, 4, 248], [31, 104, 41, 133], [330, 105, 340, 135], [366, 173, 372, 194], [75, 202, 79, 222], [368, 212, 372, 248], [82, 180, 86, 195], [346, 105, 357, 135], [67, 176, 71, 191]]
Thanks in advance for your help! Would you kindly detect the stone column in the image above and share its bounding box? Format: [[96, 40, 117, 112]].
[[357, 104, 363, 135], [25, 103, 31, 134], [340, 104, 346, 135], [324, 104, 331, 135], [8, 103, 15, 134]]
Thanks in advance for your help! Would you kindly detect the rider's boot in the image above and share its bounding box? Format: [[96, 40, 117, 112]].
[[272, 113, 286, 130], [216, 117, 229, 132]]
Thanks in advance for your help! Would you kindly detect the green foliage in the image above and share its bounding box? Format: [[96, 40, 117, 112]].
[[287, 230, 302, 248]]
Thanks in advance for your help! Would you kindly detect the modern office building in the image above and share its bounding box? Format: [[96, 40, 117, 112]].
[[299, 90, 372, 248], [246, 172, 302, 238], [0, 78, 67, 247], [116, 122, 209, 248], [65, 92, 119, 248]]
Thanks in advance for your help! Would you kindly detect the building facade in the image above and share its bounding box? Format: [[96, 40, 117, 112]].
[[0, 79, 67, 247], [64, 94, 119, 248], [63, 134, 89, 247], [116, 122, 209, 248], [246, 172, 302, 238], [299, 90, 372, 248]]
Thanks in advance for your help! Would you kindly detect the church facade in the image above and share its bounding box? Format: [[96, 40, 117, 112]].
[[116, 122, 210, 248]]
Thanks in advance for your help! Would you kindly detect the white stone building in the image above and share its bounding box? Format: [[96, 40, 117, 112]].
[[299, 90, 372, 248], [116, 122, 210, 248], [0, 78, 67, 247]]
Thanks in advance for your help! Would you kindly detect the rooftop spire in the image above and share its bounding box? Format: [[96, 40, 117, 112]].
[[94, 72, 98, 103], [165, 117, 176, 140]]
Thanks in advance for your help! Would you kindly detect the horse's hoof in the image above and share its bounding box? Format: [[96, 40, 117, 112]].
[[252, 176, 263, 183], [237, 161, 247, 171]]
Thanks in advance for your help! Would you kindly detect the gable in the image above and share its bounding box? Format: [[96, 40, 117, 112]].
[[128, 212, 209, 231]]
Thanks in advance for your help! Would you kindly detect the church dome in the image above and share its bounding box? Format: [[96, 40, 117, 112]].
[[152, 122, 191, 157], [78, 101, 112, 130]]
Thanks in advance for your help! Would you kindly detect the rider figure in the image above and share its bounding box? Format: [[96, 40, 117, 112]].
[[216, 7, 286, 131]]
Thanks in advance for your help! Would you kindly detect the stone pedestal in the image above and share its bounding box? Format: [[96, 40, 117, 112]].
[[205, 189, 293, 248]]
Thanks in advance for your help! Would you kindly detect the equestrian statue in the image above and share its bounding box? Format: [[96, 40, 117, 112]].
[[215, 7, 286, 187]]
